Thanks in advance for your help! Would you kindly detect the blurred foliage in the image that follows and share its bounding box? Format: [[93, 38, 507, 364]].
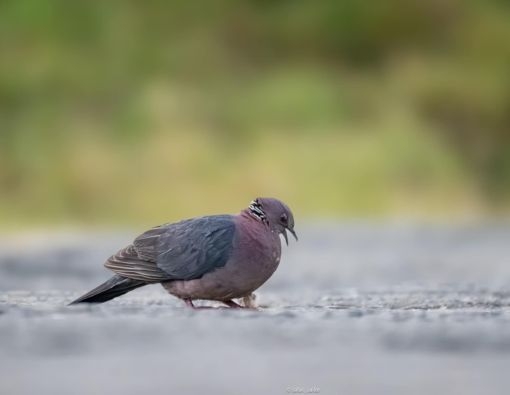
[[1, 0, 510, 226]]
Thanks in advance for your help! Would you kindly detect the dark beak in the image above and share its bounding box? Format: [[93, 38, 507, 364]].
[[282, 228, 298, 245], [288, 227, 298, 241]]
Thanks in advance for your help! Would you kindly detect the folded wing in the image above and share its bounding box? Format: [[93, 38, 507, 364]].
[[105, 215, 236, 282]]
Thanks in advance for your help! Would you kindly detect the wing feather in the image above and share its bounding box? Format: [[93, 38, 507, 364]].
[[104, 215, 236, 282]]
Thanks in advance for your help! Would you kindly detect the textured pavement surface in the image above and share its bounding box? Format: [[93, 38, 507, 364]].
[[1, 223, 510, 395]]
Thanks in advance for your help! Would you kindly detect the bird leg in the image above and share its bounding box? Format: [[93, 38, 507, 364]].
[[184, 299, 196, 309], [223, 300, 244, 308], [183, 299, 216, 309], [185, 298, 257, 310], [241, 293, 258, 309], [224, 296, 259, 310]]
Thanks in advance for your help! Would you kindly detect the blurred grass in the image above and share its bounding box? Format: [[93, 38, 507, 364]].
[[1, 0, 510, 226]]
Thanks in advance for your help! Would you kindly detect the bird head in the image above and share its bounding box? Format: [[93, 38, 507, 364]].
[[248, 197, 298, 245]]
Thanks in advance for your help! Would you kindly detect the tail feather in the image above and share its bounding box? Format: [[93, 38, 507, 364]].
[[69, 275, 146, 305]]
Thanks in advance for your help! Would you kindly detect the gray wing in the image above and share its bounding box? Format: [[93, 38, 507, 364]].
[[105, 215, 236, 282]]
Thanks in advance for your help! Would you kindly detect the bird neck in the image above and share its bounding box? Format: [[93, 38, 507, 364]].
[[241, 206, 269, 226]]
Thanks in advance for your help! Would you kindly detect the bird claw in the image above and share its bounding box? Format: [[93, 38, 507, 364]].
[[224, 295, 259, 310], [223, 300, 244, 308], [184, 299, 214, 309], [241, 294, 258, 309], [183, 296, 260, 310]]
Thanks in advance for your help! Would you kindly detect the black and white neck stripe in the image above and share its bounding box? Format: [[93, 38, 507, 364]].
[[248, 200, 267, 222]]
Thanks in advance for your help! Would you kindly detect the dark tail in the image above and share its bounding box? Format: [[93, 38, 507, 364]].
[[69, 275, 146, 305]]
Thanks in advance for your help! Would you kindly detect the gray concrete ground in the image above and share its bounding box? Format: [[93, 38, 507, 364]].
[[1, 222, 510, 395]]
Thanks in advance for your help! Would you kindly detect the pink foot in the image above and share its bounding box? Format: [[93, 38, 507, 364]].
[[184, 299, 195, 309], [183, 299, 215, 309], [223, 300, 244, 308]]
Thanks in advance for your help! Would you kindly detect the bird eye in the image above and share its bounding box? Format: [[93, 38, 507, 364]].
[[280, 214, 288, 224]]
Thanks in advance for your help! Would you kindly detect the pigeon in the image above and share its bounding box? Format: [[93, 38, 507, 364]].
[[69, 197, 297, 308]]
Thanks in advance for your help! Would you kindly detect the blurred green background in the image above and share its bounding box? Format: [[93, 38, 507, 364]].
[[1, 0, 510, 227]]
